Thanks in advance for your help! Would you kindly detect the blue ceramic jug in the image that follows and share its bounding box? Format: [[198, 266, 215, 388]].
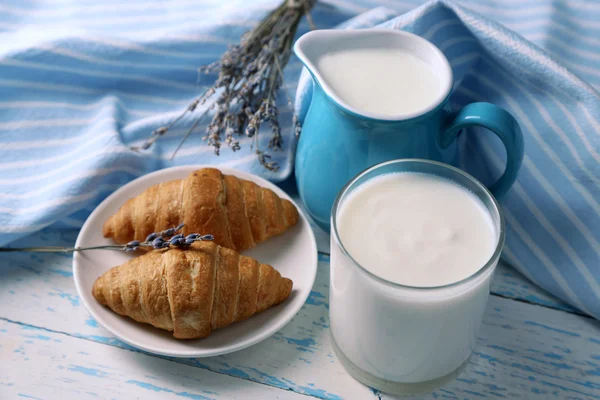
[[293, 29, 523, 231]]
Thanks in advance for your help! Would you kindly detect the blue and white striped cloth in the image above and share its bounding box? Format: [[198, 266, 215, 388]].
[[1, 0, 600, 319]]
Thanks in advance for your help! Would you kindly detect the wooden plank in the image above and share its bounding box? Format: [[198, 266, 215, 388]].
[[315, 254, 575, 318], [2, 228, 600, 399], [289, 192, 580, 315], [0, 319, 307, 400], [381, 295, 600, 399]]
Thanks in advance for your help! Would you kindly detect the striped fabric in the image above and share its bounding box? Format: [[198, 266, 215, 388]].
[[295, 0, 600, 319], [1, 0, 599, 318]]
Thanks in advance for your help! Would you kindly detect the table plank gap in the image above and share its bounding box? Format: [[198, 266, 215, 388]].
[[491, 292, 587, 318]]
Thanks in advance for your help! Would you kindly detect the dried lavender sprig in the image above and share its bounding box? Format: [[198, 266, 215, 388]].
[[0, 224, 214, 253], [169, 107, 212, 160], [136, 0, 315, 170]]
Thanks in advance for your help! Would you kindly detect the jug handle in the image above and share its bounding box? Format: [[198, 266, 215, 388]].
[[441, 102, 524, 198]]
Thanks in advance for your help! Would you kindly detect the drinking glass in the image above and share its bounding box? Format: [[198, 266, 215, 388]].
[[330, 159, 505, 394]]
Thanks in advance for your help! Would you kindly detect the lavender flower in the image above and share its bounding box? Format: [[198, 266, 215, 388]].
[[145, 232, 158, 242], [169, 234, 186, 247], [152, 237, 166, 248], [132, 0, 315, 171], [125, 240, 141, 252], [0, 224, 213, 253]]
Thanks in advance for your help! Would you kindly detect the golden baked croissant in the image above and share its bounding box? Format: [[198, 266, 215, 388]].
[[92, 241, 293, 339], [103, 168, 299, 252]]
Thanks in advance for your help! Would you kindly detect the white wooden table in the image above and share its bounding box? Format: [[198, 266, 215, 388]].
[[2, 179, 599, 400]]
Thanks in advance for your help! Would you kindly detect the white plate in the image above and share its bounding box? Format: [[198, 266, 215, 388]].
[[73, 165, 318, 358]]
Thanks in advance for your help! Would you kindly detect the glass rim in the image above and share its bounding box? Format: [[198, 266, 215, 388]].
[[330, 159, 506, 291]]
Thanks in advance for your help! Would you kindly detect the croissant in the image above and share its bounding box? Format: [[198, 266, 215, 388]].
[[103, 168, 299, 252], [92, 241, 293, 339]]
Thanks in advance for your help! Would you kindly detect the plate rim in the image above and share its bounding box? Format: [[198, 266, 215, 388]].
[[73, 165, 318, 358]]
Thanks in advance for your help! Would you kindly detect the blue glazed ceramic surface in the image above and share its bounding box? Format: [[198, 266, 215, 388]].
[[294, 29, 523, 231]]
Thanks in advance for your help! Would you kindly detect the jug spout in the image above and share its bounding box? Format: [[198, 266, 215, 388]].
[[293, 30, 349, 110], [293, 29, 331, 84]]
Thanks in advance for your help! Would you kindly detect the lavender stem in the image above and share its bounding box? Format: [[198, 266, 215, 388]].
[[0, 224, 214, 254], [0, 245, 126, 253]]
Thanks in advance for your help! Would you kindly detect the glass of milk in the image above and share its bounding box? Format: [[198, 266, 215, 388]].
[[330, 159, 505, 394]]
